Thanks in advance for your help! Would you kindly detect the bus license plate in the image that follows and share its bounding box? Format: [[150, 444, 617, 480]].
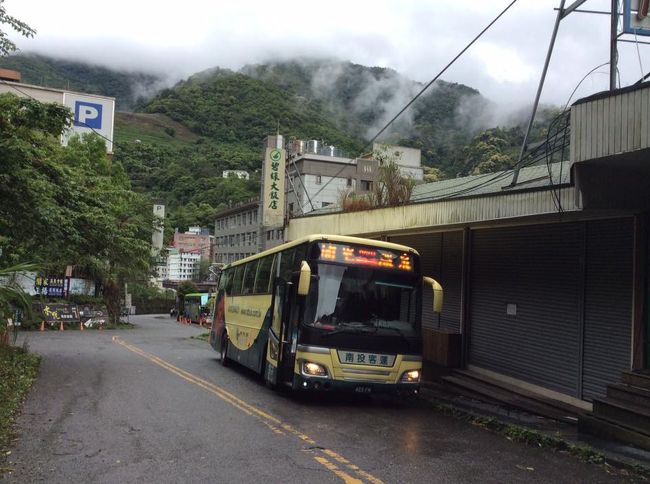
[[355, 386, 372, 394]]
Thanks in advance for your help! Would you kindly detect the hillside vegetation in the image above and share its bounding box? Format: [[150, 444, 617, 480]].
[[1, 54, 558, 237], [0, 53, 161, 110]]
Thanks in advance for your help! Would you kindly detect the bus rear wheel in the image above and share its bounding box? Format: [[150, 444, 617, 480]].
[[220, 334, 230, 367]]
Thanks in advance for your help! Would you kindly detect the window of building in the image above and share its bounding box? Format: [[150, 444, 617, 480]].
[[248, 212, 253, 225], [253, 211, 257, 223], [315, 175, 322, 185], [322, 202, 331, 208], [267, 231, 271, 241], [347, 178, 352, 187], [360, 180, 373, 191]]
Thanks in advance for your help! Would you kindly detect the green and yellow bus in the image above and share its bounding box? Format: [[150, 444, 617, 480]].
[[209, 234, 443, 394], [184, 292, 211, 325]]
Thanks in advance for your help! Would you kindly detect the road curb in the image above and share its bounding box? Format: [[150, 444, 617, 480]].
[[418, 386, 650, 480]]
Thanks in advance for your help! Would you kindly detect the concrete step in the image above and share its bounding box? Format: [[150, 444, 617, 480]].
[[607, 383, 650, 408], [451, 370, 584, 419], [621, 370, 650, 391], [441, 374, 579, 424], [592, 398, 650, 435], [579, 414, 650, 452]]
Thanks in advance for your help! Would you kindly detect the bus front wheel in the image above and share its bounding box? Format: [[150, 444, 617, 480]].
[[220, 334, 230, 367]]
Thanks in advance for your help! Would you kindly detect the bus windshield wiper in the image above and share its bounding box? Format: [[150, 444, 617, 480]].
[[320, 323, 374, 337], [370, 322, 412, 347]]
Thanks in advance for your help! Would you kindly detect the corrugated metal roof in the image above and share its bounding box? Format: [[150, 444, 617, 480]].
[[411, 161, 571, 203]]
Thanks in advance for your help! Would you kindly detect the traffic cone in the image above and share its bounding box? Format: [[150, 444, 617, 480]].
[[59, 321, 64, 331], [40, 321, 45, 332], [79, 321, 84, 331]]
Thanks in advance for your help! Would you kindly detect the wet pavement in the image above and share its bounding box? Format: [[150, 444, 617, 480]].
[[1, 315, 642, 483]]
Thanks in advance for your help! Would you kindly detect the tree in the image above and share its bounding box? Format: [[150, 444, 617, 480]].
[[0, 263, 35, 345], [0, 0, 35, 57], [371, 145, 415, 207], [0, 93, 155, 324], [194, 259, 212, 282]]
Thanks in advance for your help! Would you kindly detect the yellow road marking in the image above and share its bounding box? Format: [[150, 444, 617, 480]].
[[313, 456, 363, 484], [112, 336, 382, 484], [322, 449, 385, 484]]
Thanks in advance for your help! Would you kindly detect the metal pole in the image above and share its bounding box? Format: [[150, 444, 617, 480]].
[[610, 0, 619, 90], [509, 0, 566, 187]]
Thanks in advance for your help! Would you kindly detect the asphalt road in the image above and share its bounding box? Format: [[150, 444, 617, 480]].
[[1, 315, 635, 483]]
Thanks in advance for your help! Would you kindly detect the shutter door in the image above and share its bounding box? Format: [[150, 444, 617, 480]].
[[389, 233, 442, 330], [469, 223, 582, 396], [389, 232, 463, 332], [582, 218, 633, 399], [440, 231, 463, 332]]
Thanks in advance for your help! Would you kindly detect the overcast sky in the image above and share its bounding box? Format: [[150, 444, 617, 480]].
[[4, 0, 649, 108]]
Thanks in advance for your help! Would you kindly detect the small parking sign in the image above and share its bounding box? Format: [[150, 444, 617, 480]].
[[74, 101, 103, 129]]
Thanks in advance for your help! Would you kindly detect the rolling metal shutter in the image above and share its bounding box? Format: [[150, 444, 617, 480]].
[[469, 223, 583, 396], [440, 231, 463, 332], [389, 233, 442, 330], [389, 232, 463, 332], [582, 218, 633, 399]]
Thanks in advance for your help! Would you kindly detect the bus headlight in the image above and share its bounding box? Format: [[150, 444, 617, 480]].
[[302, 361, 328, 377], [400, 370, 421, 383]]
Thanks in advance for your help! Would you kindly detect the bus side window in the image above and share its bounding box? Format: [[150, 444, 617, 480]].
[[232, 266, 244, 295], [254, 256, 273, 294], [292, 245, 308, 273], [279, 249, 295, 282], [267, 254, 278, 293], [242, 261, 258, 295], [220, 270, 231, 292]]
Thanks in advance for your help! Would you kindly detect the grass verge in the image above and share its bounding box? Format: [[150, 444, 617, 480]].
[[0, 345, 40, 458], [191, 332, 210, 342], [427, 400, 650, 480]]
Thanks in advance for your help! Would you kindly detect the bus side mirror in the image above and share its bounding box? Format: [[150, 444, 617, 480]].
[[423, 277, 443, 313], [297, 261, 311, 296]]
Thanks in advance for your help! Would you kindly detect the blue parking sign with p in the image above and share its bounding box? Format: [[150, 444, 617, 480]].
[[74, 101, 103, 129]]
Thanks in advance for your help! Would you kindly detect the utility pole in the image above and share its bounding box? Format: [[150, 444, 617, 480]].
[[610, 0, 619, 90], [509, 0, 566, 187]]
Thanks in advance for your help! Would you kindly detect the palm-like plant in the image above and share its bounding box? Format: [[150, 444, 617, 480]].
[[0, 263, 36, 345]]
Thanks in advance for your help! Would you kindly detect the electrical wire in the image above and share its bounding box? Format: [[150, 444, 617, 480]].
[[634, 29, 646, 78], [304, 0, 521, 204]]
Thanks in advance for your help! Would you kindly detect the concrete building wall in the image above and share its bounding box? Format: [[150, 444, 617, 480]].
[[214, 204, 261, 264]]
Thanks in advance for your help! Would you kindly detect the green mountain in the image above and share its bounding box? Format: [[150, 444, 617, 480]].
[[0, 54, 556, 236], [242, 59, 486, 172], [0, 53, 161, 110]]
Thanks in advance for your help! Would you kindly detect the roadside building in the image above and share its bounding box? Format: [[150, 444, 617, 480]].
[[286, 82, 650, 413], [214, 200, 262, 265], [0, 68, 115, 153], [214, 136, 423, 263], [166, 248, 201, 281], [173, 226, 214, 262]]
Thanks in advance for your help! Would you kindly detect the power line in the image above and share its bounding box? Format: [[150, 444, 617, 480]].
[[306, 0, 521, 203]]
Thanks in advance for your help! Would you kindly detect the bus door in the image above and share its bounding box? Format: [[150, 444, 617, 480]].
[[266, 279, 289, 386]]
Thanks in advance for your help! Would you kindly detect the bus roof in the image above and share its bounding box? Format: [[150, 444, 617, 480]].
[[225, 234, 420, 269]]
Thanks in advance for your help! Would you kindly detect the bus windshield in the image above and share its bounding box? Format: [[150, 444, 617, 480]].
[[304, 263, 419, 336]]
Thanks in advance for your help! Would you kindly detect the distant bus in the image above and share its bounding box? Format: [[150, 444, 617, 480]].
[[210, 234, 443, 395], [184, 292, 210, 325]]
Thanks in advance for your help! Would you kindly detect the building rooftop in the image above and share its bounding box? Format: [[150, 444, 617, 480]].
[[411, 161, 571, 203]]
